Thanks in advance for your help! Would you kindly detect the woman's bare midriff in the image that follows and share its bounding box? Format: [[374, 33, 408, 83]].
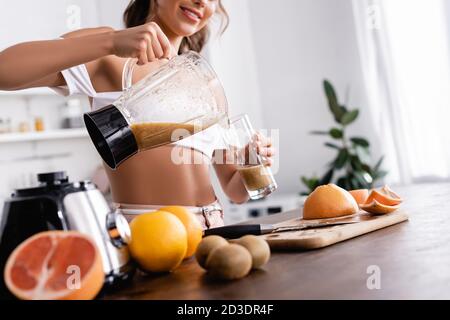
[[104, 144, 218, 207]]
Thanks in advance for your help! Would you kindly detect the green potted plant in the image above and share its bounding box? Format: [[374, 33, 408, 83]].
[[301, 80, 387, 196]]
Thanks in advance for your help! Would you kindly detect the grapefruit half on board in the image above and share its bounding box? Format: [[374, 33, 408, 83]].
[[4, 231, 104, 300]]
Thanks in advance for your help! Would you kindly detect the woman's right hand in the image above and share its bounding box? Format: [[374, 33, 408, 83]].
[[111, 22, 175, 65]]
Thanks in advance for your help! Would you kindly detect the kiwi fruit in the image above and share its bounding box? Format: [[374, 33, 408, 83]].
[[205, 244, 252, 280], [195, 235, 228, 269], [232, 235, 271, 269]]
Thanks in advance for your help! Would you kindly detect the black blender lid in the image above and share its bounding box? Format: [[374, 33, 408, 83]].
[[13, 172, 94, 197], [37, 172, 68, 184], [84, 105, 138, 169]]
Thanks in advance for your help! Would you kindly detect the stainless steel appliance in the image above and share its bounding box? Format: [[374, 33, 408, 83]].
[[0, 171, 133, 299]]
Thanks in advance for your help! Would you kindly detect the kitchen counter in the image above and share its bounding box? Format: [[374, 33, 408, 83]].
[[103, 183, 450, 299]]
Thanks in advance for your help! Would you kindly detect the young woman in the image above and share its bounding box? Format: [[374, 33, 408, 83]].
[[0, 0, 275, 228]]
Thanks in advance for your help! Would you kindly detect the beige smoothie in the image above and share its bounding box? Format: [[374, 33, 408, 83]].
[[237, 164, 274, 191], [130, 122, 198, 150]]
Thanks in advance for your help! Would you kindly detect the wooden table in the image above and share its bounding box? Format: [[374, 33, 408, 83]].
[[103, 183, 450, 299]]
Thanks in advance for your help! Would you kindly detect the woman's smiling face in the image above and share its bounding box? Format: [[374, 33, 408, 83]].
[[155, 0, 218, 37]]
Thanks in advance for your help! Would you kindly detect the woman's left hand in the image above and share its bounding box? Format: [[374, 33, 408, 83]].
[[254, 132, 276, 166]]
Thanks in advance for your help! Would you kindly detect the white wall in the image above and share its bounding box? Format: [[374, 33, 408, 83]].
[[246, 0, 380, 194], [207, 0, 264, 129], [96, 0, 129, 29], [0, 0, 95, 49], [0, 0, 128, 49]]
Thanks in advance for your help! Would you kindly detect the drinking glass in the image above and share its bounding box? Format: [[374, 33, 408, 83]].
[[223, 114, 277, 200]]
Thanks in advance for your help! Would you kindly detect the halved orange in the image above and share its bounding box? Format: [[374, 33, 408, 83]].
[[4, 231, 104, 300], [360, 199, 400, 215], [349, 189, 369, 205]]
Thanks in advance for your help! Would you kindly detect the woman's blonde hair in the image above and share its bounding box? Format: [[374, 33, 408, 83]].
[[123, 0, 229, 53]]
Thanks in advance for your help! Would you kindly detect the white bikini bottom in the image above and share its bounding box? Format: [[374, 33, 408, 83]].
[[114, 199, 225, 230]]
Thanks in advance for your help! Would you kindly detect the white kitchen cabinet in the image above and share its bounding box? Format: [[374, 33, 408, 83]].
[[0, 88, 55, 96], [0, 128, 88, 143], [223, 193, 302, 224]]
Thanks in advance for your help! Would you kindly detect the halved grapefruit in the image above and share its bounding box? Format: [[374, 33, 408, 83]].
[[4, 231, 104, 300], [380, 185, 403, 203], [349, 189, 369, 205], [365, 188, 402, 207], [303, 184, 359, 219], [360, 199, 400, 215]]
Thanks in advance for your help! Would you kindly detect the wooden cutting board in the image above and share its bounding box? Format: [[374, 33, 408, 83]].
[[261, 211, 409, 251]]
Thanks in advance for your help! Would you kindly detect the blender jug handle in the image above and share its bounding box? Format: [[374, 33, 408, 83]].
[[122, 58, 138, 92]]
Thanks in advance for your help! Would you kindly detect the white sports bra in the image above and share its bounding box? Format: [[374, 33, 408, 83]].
[[51, 63, 227, 160]]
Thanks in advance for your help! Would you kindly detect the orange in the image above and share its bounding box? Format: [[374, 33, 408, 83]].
[[358, 185, 403, 214], [4, 231, 104, 300], [303, 184, 358, 220], [349, 189, 369, 205], [380, 185, 403, 205], [365, 188, 402, 207], [360, 199, 399, 215], [129, 211, 187, 273], [159, 206, 203, 259]]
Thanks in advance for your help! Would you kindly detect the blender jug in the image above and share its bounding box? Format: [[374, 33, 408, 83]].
[[84, 51, 228, 169]]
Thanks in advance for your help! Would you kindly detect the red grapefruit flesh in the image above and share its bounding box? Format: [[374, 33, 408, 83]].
[[4, 231, 104, 300]]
